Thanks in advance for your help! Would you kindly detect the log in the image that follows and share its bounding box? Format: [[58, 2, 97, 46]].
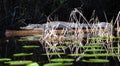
[[5, 28, 119, 37], [5, 29, 43, 37]]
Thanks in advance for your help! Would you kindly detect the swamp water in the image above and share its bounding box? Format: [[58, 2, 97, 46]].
[[1, 9, 120, 66]]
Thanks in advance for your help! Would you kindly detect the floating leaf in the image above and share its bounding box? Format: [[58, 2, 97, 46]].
[[26, 62, 39, 66], [13, 53, 33, 57], [46, 46, 67, 49], [5, 60, 32, 65], [50, 58, 74, 63], [0, 58, 11, 62], [43, 63, 73, 66], [23, 45, 40, 49], [42, 52, 65, 56], [68, 53, 110, 57], [32, 35, 42, 38], [85, 49, 105, 52], [82, 59, 109, 63]]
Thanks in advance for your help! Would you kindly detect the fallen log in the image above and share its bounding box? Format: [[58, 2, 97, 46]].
[[5, 28, 119, 37]]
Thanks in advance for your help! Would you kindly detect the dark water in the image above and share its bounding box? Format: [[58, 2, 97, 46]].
[[0, 37, 120, 66], [0, 38, 46, 66]]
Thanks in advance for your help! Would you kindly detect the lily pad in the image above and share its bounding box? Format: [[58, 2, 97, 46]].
[[65, 42, 72, 44], [42, 52, 65, 56], [26, 62, 39, 66], [85, 49, 105, 52], [90, 43, 103, 45], [46, 46, 67, 49], [26, 36, 35, 40], [68, 53, 110, 57], [50, 58, 74, 63], [43, 63, 73, 66], [68, 54, 97, 57], [71, 41, 79, 44], [94, 54, 110, 56], [109, 53, 120, 56], [18, 38, 29, 41], [5, 60, 32, 65], [13, 53, 33, 57], [22, 45, 40, 49], [0, 58, 11, 62], [18, 35, 39, 41], [82, 59, 109, 63], [32, 35, 42, 38]]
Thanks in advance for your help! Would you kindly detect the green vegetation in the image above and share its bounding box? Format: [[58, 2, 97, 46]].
[[5, 60, 32, 65], [82, 59, 109, 63], [50, 58, 74, 63], [42, 52, 65, 56], [23, 45, 40, 49], [43, 63, 73, 66], [13, 53, 33, 57], [26, 62, 39, 66], [0, 58, 11, 62]]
